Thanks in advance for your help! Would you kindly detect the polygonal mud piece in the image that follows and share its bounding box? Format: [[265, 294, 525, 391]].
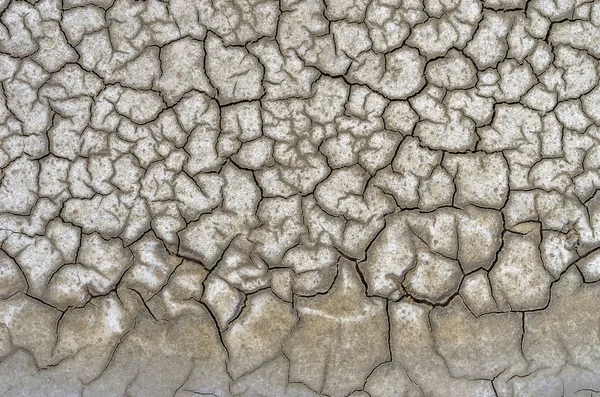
[[205, 33, 264, 105], [284, 244, 339, 296], [359, 213, 416, 298], [456, 206, 504, 272], [489, 230, 554, 311], [114, 88, 165, 125], [0, 156, 39, 215], [125, 234, 182, 299], [576, 249, 600, 283], [155, 37, 215, 105], [413, 95, 479, 151], [418, 166, 455, 211], [364, 362, 424, 397], [464, 11, 512, 69], [348, 48, 425, 99], [201, 275, 245, 330], [541, 230, 578, 279], [403, 249, 463, 304], [444, 152, 509, 209], [426, 50, 477, 90], [460, 270, 498, 316], [405, 209, 458, 259], [383, 101, 419, 135], [0, 252, 27, 298]]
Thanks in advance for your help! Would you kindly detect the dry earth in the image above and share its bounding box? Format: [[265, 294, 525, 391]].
[[1, 0, 600, 395]]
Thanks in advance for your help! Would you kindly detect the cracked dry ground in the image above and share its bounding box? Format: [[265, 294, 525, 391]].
[[6, 1, 600, 397]]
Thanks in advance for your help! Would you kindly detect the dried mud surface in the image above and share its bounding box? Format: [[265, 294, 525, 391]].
[[2, 0, 600, 396]]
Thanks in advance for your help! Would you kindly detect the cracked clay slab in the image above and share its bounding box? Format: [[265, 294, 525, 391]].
[[3, 0, 600, 396]]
